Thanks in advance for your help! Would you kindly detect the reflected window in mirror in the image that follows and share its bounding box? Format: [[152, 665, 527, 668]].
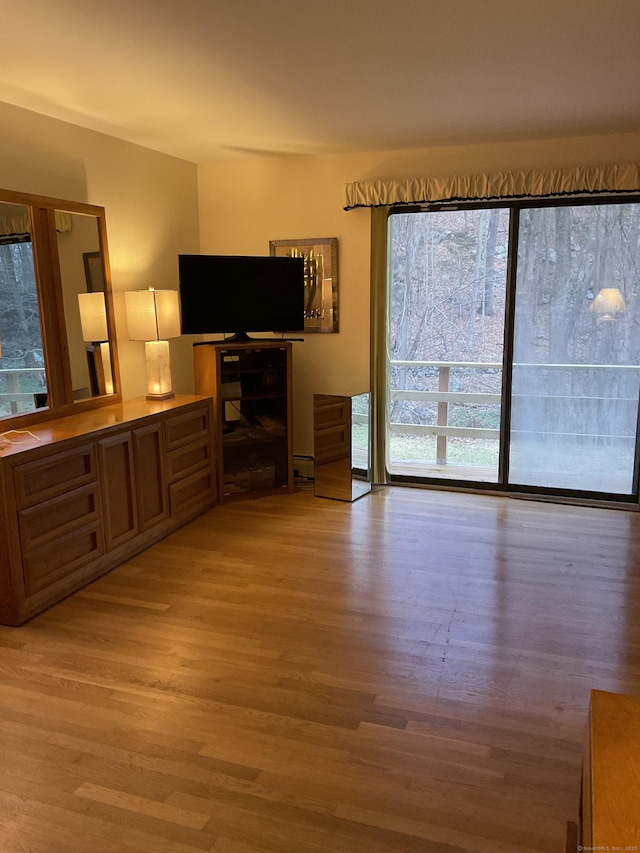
[[56, 211, 114, 399], [0, 202, 47, 417]]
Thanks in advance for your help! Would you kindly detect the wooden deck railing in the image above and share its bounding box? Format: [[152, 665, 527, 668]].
[[0, 367, 47, 413], [389, 360, 640, 466]]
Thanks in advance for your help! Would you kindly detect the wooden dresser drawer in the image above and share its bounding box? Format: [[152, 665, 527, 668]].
[[13, 444, 97, 509], [22, 522, 103, 597], [18, 483, 101, 553], [166, 437, 212, 483], [169, 467, 215, 517], [164, 405, 211, 451]]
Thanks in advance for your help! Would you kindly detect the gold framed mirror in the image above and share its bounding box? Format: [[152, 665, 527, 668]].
[[0, 189, 120, 428]]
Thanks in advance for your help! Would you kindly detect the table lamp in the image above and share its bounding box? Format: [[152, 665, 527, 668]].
[[78, 291, 113, 395], [125, 288, 180, 400]]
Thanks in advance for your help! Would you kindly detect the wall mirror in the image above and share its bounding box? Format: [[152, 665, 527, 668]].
[[0, 189, 120, 428], [57, 210, 115, 400]]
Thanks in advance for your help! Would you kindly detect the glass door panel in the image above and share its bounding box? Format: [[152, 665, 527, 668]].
[[388, 208, 509, 483], [510, 204, 640, 495]]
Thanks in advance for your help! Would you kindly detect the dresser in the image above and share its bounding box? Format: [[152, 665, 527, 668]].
[[0, 395, 215, 626]]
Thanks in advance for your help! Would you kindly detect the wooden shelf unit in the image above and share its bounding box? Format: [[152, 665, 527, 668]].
[[193, 340, 294, 501], [0, 395, 216, 626]]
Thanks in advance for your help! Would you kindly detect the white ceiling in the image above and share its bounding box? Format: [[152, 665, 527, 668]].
[[2, 0, 640, 163]]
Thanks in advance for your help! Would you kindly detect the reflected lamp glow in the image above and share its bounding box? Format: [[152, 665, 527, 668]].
[[125, 288, 180, 400], [590, 287, 626, 321], [77, 291, 114, 395]]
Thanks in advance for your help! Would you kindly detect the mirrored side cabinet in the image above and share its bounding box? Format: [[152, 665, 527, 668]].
[[313, 392, 371, 501], [0, 189, 119, 429]]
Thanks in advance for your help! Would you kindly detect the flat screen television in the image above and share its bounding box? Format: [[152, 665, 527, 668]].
[[178, 254, 304, 341]]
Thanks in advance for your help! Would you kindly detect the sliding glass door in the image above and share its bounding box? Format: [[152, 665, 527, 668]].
[[387, 208, 510, 483], [387, 199, 640, 500], [509, 203, 640, 495]]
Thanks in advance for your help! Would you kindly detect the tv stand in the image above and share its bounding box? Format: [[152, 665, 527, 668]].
[[193, 340, 294, 501]]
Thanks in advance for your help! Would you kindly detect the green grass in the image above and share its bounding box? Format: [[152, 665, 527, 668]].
[[389, 433, 499, 466], [353, 424, 499, 466]]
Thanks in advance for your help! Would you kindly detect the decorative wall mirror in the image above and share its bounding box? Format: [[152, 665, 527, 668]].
[[0, 189, 120, 428]]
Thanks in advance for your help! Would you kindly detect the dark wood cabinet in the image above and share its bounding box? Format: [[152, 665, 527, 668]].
[[0, 395, 215, 626], [194, 341, 294, 501]]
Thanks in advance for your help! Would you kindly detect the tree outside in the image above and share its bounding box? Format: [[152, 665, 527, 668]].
[[0, 240, 47, 416]]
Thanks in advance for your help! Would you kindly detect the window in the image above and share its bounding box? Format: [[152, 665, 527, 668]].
[[0, 223, 46, 417]]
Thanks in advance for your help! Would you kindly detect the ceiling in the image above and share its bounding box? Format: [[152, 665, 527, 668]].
[[2, 0, 640, 163]]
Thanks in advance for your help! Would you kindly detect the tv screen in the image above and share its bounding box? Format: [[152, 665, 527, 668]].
[[178, 254, 304, 339]]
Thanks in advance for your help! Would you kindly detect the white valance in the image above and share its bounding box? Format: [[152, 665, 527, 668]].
[[0, 210, 73, 237], [344, 163, 640, 210], [0, 213, 30, 236]]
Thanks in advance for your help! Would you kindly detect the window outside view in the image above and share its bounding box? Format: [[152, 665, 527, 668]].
[[0, 240, 46, 418], [388, 202, 640, 496]]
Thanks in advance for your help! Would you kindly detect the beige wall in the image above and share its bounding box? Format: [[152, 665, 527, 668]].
[[0, 100, 199, 400], [197, 130, 640, 457]]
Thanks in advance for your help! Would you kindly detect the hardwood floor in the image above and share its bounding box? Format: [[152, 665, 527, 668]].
[[1, 485, 640, 852]]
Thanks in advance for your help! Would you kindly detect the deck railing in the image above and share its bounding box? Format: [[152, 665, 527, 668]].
[[390, 360, 640, 466], [0, 367, 47, 414]]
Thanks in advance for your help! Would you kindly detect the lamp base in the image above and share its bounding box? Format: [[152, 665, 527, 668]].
[[146, 391, 175, 401], [144, 340, 174, 400]]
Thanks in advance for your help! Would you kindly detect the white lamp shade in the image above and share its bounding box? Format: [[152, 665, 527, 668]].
[[125, 289, 180, 341], [78, 292, 108, 342], [154, 289, 181, 339]]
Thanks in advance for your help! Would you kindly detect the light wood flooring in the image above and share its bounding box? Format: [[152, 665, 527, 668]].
[[2, 485, 640, 852]]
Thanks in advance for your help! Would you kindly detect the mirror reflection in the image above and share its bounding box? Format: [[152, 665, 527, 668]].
[[56, 211, 114, 400], [0, 202, 47, 417], [313, 392, 371, 502], [351, 391, 371, 488]]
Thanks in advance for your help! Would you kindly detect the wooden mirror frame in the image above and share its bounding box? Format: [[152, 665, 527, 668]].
[[0, 188, 120, 429]]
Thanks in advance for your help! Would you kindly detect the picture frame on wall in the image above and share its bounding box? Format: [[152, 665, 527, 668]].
[[83, 251, 105, 293], [269, 237, 338, 333]]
